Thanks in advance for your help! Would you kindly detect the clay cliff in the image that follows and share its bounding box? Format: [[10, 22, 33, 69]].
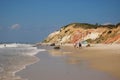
[[43, 23, 120, 44]]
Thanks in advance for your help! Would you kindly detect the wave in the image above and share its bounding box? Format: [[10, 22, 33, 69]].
[[0, 43, 32, 48], [0, 43, 46, 56], [0, 43, 46, 80]]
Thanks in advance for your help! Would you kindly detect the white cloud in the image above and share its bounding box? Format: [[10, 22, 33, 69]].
[[11, 24, 20, 30], [102, 22, 113, 25]]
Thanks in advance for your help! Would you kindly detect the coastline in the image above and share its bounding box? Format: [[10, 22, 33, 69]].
[[16, 43, 120, 80], [0, 44, 42, 80]]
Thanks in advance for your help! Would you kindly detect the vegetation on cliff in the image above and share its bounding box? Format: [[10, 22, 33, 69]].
[[62, 23, 120, 29], [43, 22, 120, 44]]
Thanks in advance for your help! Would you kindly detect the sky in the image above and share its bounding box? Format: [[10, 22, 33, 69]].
[[0, 0, 120, 43]]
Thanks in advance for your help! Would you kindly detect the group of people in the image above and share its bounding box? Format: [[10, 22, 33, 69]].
[[74, 42, 82, 48]]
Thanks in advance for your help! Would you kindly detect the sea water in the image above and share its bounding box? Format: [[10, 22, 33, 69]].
[[0, 43, 45, 80]]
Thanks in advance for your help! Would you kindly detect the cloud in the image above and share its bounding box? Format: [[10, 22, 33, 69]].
[[11, 24, 20, 30], [102, 22, 113, 25]]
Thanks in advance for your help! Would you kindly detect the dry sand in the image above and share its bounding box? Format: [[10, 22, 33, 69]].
[[61, 44, 120, 79], [16, 44, 120, 80]]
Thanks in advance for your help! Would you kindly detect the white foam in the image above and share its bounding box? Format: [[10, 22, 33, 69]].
[[0, 43, 46, 56], [0, 43, 34, 48]]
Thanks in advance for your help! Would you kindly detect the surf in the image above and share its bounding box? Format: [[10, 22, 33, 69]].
[[0, 43, 46, 80]]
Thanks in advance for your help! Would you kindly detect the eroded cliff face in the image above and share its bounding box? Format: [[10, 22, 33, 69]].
[[43, 23, 120, 44]]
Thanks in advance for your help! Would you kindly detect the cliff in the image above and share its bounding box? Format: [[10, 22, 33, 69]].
[[43, 23, 120, 44]]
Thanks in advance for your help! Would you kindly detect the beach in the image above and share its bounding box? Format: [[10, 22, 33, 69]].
[[61, 44, 120, 79], [16, 44, 120, 80], [1, 0, 120, 80]]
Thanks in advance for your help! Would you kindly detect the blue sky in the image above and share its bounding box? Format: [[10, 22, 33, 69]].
[[0, 0, 120, 43]]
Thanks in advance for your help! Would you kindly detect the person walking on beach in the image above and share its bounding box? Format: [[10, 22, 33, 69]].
[[74, 42, 77, 48], [78, 42, 82, 48], [74, 41, 82, 48]]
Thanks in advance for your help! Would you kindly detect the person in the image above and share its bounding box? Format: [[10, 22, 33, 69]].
[[4, 44, 6, 47], [74, 42, 77, 48], [78, 42, 82, 48], [74, 41, 82, 48]]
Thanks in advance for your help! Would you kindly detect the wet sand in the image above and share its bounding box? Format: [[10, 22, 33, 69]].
[[16, 44, 120, 80], [61, 44, 120, 79]]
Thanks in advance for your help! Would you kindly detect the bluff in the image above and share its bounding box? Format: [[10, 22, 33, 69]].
[[43, 23, 120, 44]]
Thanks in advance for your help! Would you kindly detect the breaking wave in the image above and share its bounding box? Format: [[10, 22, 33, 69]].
[[0, 43, 45, 56], [0, 43, 45, 80]]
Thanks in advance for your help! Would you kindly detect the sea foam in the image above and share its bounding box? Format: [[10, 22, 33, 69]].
[[0, 43, 45, 80], [0, 43, 46, 56]]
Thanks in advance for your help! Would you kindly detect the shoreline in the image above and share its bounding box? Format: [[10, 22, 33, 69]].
[[16, 43, 120, 80], [60, 44, 120, 79]]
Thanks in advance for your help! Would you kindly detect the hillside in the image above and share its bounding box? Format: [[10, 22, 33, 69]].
[[43, 23, 120, 44]]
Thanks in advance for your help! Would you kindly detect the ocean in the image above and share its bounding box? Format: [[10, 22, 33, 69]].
[[0, 43, 45, 80]]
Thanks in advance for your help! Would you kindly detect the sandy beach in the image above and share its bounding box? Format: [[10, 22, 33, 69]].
[[16, 44, 120, 80], [61, 44, 120, 79]]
